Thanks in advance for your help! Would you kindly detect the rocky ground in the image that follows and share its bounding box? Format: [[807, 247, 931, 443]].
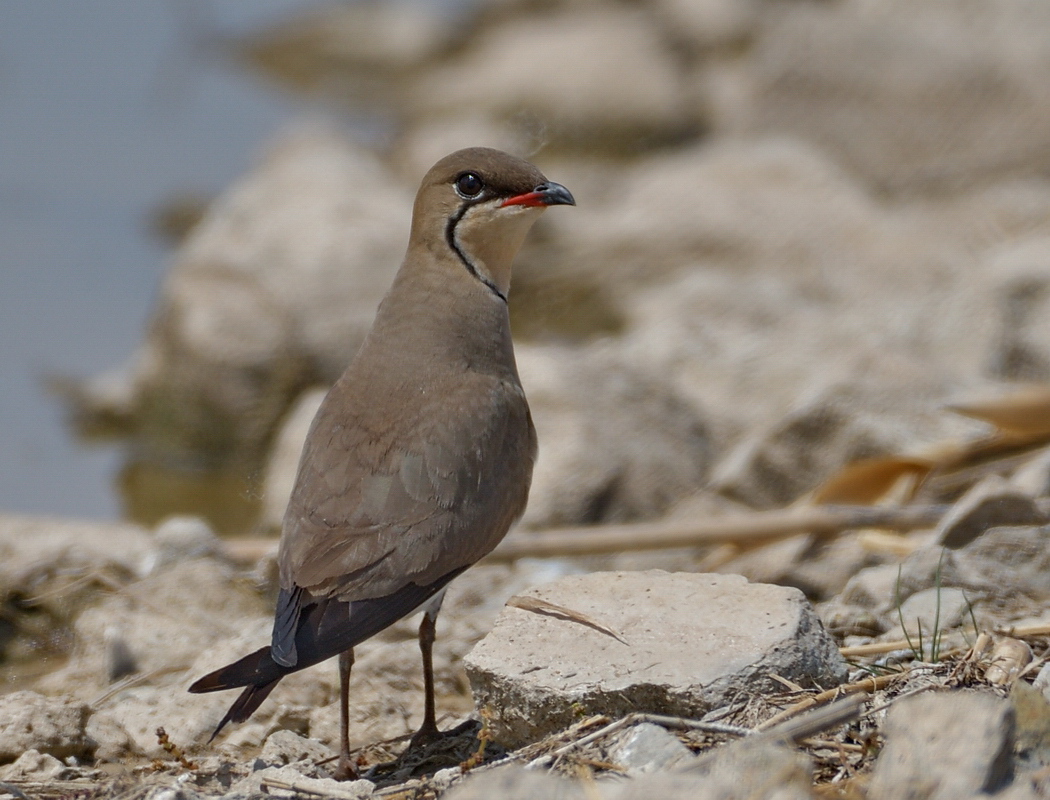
[[9, 0, 1050, 797], [5, 471, 1050, 799]]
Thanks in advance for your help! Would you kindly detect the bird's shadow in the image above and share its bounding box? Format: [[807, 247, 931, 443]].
[[362, 719, 508, 788]]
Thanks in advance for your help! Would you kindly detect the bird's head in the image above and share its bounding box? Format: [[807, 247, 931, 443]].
[[410, 147, 575, 300]]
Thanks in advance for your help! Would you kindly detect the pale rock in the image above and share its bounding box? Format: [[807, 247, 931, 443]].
[[653, 0, 758, 52], [840, 564, 904, 610], [1011, 447, 1050, 499], [0, 749, 72, 781], [984, 237, 1050, 381], [936, 476, 1046, 548], [411, 8, 694, 149], [0, 692, 94, 763], [0, 515, 157, 665], [443, 765, 586, 800], [391, 116, 535, 185], [85, 618, 298, 756], [40, 558, 268, 693], [229, 764, 374, 799], [713, 535, 813, 588], [259, 729, 335, 769], [558, 138, 880, 289], [891, 587, 970, 639], [1012, 681, 1050, 773], [740, 0, 1050, 193], [465, 571, 847, 748], [244, 0, 455, 80], [817, 600, 886, 639], [0, 515, 155, 584], [956, 525, 1050, 599], [606, 723, 695, 775], [787, 534, 878, 600], [598, 739, 811, 800], [550, 138, 996, 443], [896, 546, 965, 602], [867, 692, 1014, 799], [517, 344, 714, 528], [150, 516, 225, 571], [139, 786, 209, 800], [713, 383, 941, 509], [71, 125, 411, 468], [85, 709, 138, 762], [674, 738, 813, 800]]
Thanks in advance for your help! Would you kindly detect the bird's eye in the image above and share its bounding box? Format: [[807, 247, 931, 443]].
[[455, 172, 484, 198]]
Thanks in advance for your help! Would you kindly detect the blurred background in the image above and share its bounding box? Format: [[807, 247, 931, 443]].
[[5, 0, 1050, 539]]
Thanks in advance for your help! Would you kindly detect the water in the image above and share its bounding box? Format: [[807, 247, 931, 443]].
[[0, 1, 332, 521]]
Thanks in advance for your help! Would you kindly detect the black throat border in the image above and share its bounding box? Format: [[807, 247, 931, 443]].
[[445, 204, 508, 304]]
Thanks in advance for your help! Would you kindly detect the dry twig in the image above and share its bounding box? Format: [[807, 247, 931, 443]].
[[485, 505, 947, 562], [755, 672, 903, 732]]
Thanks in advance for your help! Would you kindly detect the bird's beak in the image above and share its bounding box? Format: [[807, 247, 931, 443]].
[[501, 181, 576, 208]]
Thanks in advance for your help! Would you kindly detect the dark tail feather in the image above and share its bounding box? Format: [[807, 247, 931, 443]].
[[188, 646, 277, 693], [207, 679, 280, 742], [188, 569, 468, 740]]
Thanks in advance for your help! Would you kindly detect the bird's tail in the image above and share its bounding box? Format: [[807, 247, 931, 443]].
[[188, 646, 286, 741], [206, 679, 280, 741]]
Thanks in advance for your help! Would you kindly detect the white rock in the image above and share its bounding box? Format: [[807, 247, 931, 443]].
[[40, 558, 268, 693], [936, 475, 1046, 549], [465, 571, 847, 747], [610, 738, 813, 800], [411, 8, 693, 148], [738, 0, 1050, 192], [517, 344, 715, 528], [606, 723, 695, 775], [653, 0, 758, 52], [259, 729, 335, 769], [867, 692, 1014, 799], [150, 516, 225, 571], [0, 749, 70, 780], [0, 692, 93, 763], [894, 587, 970, 639], [76, 125, 411, 468], [984, 237, 1050, 382], [229, 764, 374, 799], [443, 765, 586, 800]]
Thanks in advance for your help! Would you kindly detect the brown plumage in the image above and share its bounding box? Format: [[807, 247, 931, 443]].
[[188, 147, 574, 778]]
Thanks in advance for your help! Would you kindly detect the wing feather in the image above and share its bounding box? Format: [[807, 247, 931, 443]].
[[277, 371, 535, 603]]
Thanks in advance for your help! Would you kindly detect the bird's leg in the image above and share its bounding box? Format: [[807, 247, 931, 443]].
[[333, 647, 357, 781], [408, 603, 442, 749]]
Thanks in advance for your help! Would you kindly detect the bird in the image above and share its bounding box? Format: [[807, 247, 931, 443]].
[[188, 147, 574, 779]]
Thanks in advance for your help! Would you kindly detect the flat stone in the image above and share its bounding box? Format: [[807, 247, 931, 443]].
[[229, 765, 374, 799], [0, 691, 94, 763], [936, 476, 1046, 548], [259, 729, 335, 770], [894, 587, 970, 638], [600, 739, 812, 800], [606, 723, 694, 775], [1011, 681, 1050, 773], [956, 525, 1050, 599], [0, 749, 72, 781], [411, 7, 693, 149], [443, 765, 586, 800], [465, 571, 847, 748], [867, 691, 1014, 800], [40, 557, 268, 693], [840, 564, 904, 609]]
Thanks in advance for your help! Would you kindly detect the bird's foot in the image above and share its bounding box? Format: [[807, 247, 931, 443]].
[[407, 720, 442, 751], [332, 757, 359, 781]]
